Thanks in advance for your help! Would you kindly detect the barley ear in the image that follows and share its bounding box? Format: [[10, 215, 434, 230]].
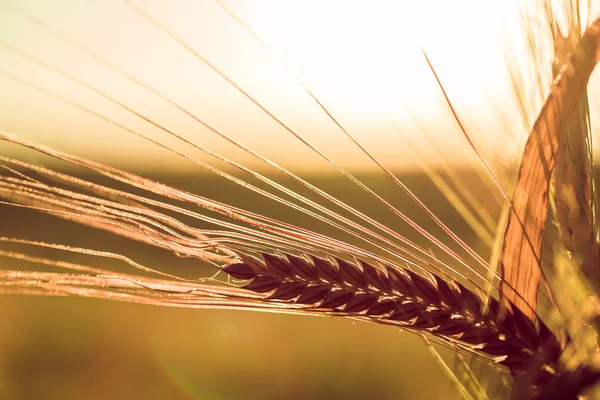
[[223, 251, 572, 396]]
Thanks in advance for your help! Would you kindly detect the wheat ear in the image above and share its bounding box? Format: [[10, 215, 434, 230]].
[[549, 17, 599, 290], [220, 252, 593, 398], [553, 114, 595, 258]]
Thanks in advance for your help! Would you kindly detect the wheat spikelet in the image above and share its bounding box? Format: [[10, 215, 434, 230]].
[[223, 252, 560, 372], [219, 251, 600, 399]]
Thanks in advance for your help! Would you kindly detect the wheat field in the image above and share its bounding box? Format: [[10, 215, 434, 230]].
[[2, 1, 600, 399]]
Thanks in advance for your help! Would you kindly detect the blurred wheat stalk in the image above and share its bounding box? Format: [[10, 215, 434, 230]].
[[1, 0, 600, 398]]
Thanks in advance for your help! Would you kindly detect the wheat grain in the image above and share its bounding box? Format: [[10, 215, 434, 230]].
[[221, 251, 600, 398]]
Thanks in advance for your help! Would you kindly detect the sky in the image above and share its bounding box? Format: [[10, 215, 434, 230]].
[[1, 0, 599, 173]]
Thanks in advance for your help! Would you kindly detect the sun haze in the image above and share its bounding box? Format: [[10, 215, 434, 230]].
[[0, 0, 596, 172]]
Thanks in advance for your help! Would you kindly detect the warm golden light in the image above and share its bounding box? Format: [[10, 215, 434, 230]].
[[0, 0, 599, 172], [3, 2, 600, 399]]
